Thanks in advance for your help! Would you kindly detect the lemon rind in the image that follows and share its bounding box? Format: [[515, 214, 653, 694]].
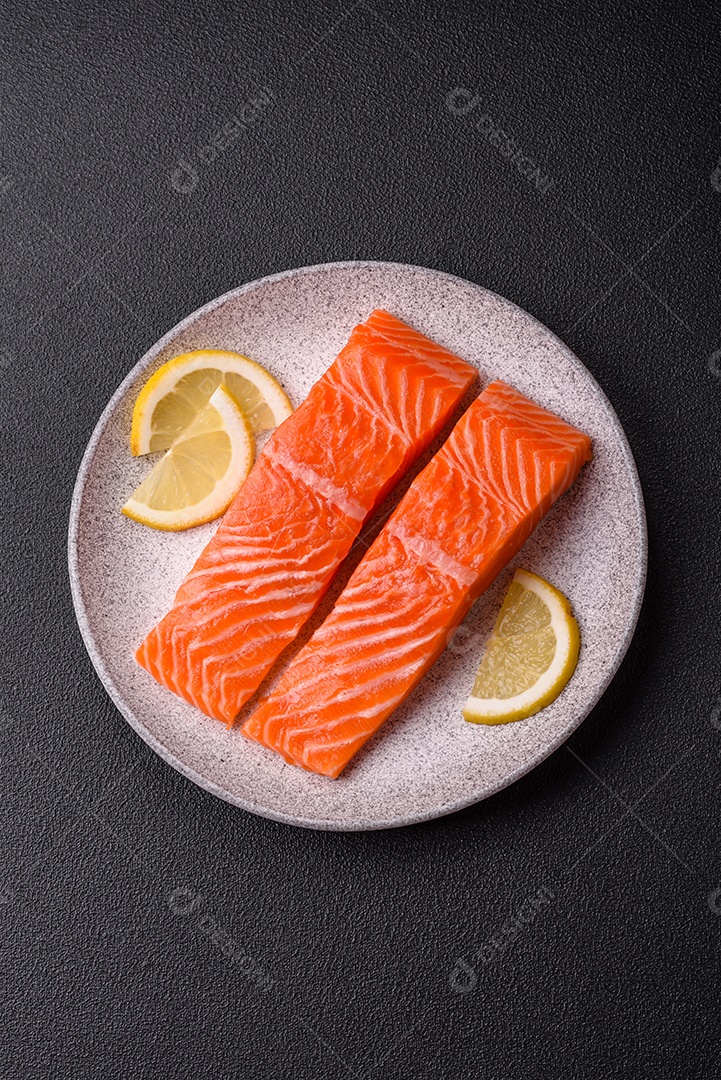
[[130, 348, 292, 456], [463, 569, 580, 725], [122, 385, 254, 530]]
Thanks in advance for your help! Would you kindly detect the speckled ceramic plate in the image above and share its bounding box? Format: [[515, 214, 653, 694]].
[[68, 262, 646, 831]]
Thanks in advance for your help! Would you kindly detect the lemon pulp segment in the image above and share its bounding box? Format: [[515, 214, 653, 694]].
[[463, 568, 580, 725]]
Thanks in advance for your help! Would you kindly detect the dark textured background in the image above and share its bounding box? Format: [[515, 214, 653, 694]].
[[2, 1, 720, 1076]]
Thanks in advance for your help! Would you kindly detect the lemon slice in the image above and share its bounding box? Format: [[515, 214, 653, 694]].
[[130, 349, 293, 455], [122, 385, 254, 531], [463, 569, 580, 725]]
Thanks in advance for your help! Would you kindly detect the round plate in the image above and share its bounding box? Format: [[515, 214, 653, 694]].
[[68, 262, 646, 831]]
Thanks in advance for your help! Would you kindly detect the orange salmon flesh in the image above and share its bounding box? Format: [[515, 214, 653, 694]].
[[242, 381, 592, 777], [135, 310, 477, 722]]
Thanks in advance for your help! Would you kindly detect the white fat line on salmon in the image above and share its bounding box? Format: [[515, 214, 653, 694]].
[[329, 377, 416, 448], [309, 606, 436, 640], [489, 392, 587, 443], [180, 534, 341, 578], [387, 521, 478, 589], [213, 650, 279, 685], [266, 639, 439, 713], [283, 700, 413, 764], [326, 350, 467, 455], [272, 626, 442, 701], [265, 444, 366, 522], [499, 436, 532, 517], [484, 438, 536, 517], [443, 437, 528, 518], [174, 583, 332, 626], [365, 323, 472, 387], [179, 563, 332, 597], [181, 595, 319, 658], [279, 700, 395, 752], [325, 649, 434, 702]]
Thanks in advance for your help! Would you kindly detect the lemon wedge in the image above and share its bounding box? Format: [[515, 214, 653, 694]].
[[130, 349, 292, 455], [122, 385, 254, 531], [463, 569, 580, 725]]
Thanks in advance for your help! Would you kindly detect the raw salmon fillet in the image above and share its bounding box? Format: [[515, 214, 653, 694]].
[[135, 310, 476, 722], [243, 381, 592, 777]]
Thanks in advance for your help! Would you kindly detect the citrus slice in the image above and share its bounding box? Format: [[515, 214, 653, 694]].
[[122, 385, 254, 531], [130, 349, 293, 455], [463, 568, 580, 725]]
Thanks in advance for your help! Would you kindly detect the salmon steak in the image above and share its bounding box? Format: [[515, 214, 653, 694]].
[[243, 381, 592, 777], [135, 310, 477, 722]]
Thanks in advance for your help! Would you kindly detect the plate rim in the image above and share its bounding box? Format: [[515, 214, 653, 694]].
[[68, 259, 648, 831]]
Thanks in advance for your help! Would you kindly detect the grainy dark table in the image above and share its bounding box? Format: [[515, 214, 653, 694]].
[[2, 1, 720, 1076]]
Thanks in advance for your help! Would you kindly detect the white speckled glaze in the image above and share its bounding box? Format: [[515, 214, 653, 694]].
[[68, 262, 647, 831]]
